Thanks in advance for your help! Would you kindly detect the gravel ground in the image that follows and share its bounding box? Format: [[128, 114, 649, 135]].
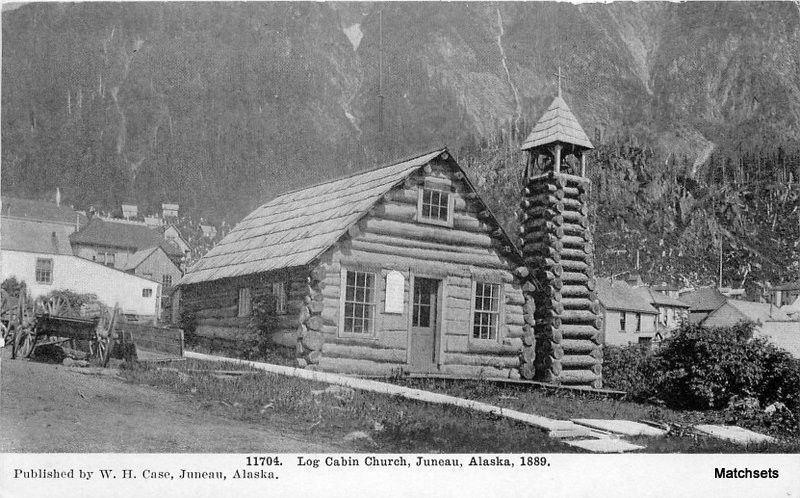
[[0, 350, 341, 452]]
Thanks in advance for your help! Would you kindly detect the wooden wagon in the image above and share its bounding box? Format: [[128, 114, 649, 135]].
[[10, 299, 118, 366]]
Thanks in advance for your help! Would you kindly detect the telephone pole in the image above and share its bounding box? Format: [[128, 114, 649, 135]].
[[377, 9, 384, 157]]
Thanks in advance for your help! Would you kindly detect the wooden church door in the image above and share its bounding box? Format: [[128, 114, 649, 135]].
[[410, 277, 440, 371]]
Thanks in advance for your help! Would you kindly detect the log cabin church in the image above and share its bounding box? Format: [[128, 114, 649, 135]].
[[176, 93, 603, 387]]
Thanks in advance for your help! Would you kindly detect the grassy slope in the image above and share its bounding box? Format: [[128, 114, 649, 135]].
[[118, 359, 800, 453]]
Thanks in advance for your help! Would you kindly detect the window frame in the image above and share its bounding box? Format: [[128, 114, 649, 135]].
[[162, 274, 173, 288], [238, 287, 252, 317], [619, 312, 627, 333], [339, 268, 378, 338], [142, 288, 153, 298], [273, 282, 289, 315], [35, 258, 53, 285], [469, 280, 504, 343], [635, 312, 642, 332], [416, 179, 454, 227], [102, 251, 116, 267]]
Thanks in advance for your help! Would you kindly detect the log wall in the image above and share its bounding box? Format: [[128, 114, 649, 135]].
[[520, 171, 603, 388], [309, 157, 526, 379], [179, 268, 309, 358]]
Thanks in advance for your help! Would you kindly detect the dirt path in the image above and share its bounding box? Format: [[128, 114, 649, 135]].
[[0, 353, 341, 452]]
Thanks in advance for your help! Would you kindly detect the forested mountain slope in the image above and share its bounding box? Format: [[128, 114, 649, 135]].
[[3, 2, 798, 290]]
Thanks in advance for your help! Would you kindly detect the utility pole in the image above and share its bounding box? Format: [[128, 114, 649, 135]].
[[718, 239, 723, 289], [378, 9, 384, 157]]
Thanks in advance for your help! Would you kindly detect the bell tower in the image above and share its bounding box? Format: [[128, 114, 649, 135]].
[[518, 75, 603, 388]]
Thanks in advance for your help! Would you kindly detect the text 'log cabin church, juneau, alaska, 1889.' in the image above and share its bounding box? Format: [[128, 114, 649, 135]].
[[174, 88, 604, 388]]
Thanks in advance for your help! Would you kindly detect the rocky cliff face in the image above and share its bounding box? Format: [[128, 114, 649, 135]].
[[2, 2, 799, 287]]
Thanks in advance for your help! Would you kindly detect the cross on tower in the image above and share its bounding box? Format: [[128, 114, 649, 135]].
[[554, 66, 565, 98]]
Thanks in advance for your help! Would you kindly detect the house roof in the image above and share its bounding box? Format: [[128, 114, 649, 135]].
[[70, 217, 183, 256], [123, 246, 159, 271], [769, 280, 800, 292], [596, 278, 658, 314], [651, 282, 680, 292], [1, 196, 86, 226], [678, 287, 728, 311], [639, 287, 690, 308], [722, 300, 793, 323], [521, 96, 594, 151], [179, 148, 519, 286], [1, 216, 75, 255]]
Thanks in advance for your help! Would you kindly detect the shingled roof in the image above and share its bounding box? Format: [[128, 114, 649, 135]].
[[521, 96, 594, 151], [179, 148, 518, 286]]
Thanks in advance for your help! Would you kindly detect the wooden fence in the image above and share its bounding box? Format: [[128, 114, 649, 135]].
[[118, 322, 184, 358]]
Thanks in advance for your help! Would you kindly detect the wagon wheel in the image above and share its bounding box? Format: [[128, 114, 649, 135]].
[[13, 326, 35, 359], [95, 305, 119, 367], [37, 295, 72, 317], [0, 322, 10, 345], [11, 295, 36, 359]]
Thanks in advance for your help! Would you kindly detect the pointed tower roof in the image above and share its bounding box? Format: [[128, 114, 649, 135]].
[[521, 95, 594, 151]]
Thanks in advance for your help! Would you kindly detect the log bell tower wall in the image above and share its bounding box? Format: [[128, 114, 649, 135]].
[[520, 172, 603, 388]]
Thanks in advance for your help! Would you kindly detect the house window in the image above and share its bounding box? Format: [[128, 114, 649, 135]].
[[142, 288, 153, 298], [619, 313, 627, 332], [273, 282, 288, 314], [418, 186, 453, 225], [101, 252, 115, 267], [238, 287, 252, 317], [162, 274, 173, 288], [636, 313, 642, 332], [343, 271, 375, 335], [35, 258, 53, 284], [473, 282, 500, 340]]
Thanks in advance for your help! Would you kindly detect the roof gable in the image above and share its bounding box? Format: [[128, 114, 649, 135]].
[[123, 246, 160, 271], [179, 148, 519, 286], [521, 96, 594, 151]]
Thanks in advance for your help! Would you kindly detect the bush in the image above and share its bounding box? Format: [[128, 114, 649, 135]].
[[601, 344, 661, 399], [603, 321, 800, 420], [757, 346, 800, 416], [40, 289, 100, 313], [655, 321, 766, 409], [1, 277, 26, 298]]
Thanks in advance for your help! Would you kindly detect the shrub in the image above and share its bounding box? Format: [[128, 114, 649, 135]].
[[40, 289, 100, 313], [757, 345, 800, 417], [601, 344, 661, 399], [249, 294, 284, 358], [655, 321, 767, 409], [603, 321, 800, 419], [1, 277, 26, 298]]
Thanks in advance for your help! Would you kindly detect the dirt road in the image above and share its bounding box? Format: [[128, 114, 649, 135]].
[[0, 353, 340, 452]]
